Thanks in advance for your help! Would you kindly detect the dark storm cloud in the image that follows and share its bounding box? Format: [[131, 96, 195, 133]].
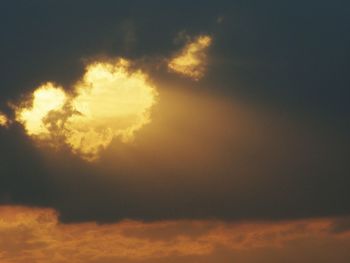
[[207, 1, 350, 118], [1, 0, 349, 116], [0, 0, 223, 107], [0, 124, 57, 206], [0, 0, 349, 223]]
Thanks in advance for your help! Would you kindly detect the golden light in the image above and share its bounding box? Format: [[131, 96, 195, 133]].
[[15, 59, 158, 161], [0, 112, 9, 127], [15, 83, 67, 136], [65, 59, 157, 160], [168, 35, 212, 80]]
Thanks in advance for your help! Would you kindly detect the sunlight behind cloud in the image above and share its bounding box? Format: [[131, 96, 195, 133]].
[[14, 59, 158, 161], [65, 60, 157, 160], [15, 83, 67, 136], [168, 35, 212, 80]]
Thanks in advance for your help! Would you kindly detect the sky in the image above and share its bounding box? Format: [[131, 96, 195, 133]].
[[0, 1, 349, 262]]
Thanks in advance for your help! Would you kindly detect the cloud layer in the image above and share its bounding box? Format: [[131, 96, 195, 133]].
[[1, 206, 350, 263]]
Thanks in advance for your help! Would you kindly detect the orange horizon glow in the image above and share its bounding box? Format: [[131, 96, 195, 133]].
[[0, 205, 349, 263]]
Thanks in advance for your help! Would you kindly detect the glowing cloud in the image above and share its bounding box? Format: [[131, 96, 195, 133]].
[[0, 112, 9, 127], [15, 59, 158, 161], [16, 83, 67, 136], [168, 35, 212, 80], [65, 59, 157, 160]]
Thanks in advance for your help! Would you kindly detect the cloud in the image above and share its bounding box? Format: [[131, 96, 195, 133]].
[[0, 0, 349, 228], [330, 216, 350, 234], [0, 206, 349, 263], [15, 83, 67, 135], [14, 59, 158, 161], [0, 86, 349, 223], [0, 112, 9, 127], [168, 35, 212, 80]]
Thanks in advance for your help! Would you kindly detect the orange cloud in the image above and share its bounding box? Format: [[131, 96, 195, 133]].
[[0, 206, 349, 263]]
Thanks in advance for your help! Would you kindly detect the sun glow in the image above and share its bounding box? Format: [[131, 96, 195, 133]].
[[16, 83, 67, 136], [15, 59, 158, 161]]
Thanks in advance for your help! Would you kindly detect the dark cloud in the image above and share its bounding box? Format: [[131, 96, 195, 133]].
[[330, 216, 350, 234], [1, 88, 349, 223], [0, 124, 52, 206], [0, 0, 349, 224]]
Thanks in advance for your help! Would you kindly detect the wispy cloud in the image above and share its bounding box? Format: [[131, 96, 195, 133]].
[[168, 35, 212, 80]]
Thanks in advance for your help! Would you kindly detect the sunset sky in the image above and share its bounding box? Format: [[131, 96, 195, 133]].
[[0, 1, 349, 262]]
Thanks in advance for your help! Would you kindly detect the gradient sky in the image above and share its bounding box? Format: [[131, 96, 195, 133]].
[[0, 1, 349, 262]]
